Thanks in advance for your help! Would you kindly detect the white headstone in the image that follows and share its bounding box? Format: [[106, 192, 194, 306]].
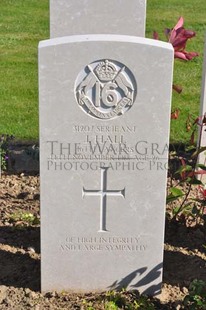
[[50, 0, 146, 38], [198, 37, 206, 182], [39, 34, 174, 295]]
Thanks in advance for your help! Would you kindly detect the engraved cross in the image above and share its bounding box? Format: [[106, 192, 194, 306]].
[[82, 167, 125, 232]]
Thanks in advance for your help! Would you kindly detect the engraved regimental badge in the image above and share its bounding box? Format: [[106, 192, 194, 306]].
[[75, 59, 137, 120]]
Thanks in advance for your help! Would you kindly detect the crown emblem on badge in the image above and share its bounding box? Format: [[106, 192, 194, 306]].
[[95, 60, 117, 82], [75, 59, 136, 120]]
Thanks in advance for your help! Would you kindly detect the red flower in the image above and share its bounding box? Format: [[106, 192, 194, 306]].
[[154, 17, 199, 61], [153, 17, 199, 93], [167, 17, 199, 60]]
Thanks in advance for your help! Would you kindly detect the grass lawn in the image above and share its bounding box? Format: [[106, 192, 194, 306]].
[[147, 0, 206, 143], [0, 0, 49, 141], [0, 0, 205, 142]]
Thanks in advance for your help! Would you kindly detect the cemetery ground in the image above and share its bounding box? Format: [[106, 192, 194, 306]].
[[0, 170, 206, 309], [1, 0, 206, 309]]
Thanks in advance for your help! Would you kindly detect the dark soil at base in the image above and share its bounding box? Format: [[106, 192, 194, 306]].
[[0, 173, 206, 309]]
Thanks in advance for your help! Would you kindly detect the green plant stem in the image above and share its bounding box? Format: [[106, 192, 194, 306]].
[[174, 120, 203, 219], [174, 183, 193, 220]]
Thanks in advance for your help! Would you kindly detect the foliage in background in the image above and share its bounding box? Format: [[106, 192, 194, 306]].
[[0, 0, 205, 141], [166, 112, 206, 228], [0, 134, 14, 171], [84, 290, 156, 310], [146, 0, 205, 143], [9, 211, 40, 227], [184, 279, 206, 309]]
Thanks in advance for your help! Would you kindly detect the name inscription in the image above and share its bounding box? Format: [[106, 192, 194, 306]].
[[46, 124, 169, 171]]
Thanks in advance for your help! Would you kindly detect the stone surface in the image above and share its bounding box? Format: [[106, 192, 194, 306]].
[[8, 146, 39, 174], [39, 34, 174, 295], [198, 38, 206, 183], [50, 0, 146, 38]]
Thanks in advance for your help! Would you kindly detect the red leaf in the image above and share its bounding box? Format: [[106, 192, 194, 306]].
[[168, 16, 198, 62], [173, 84, 182, 93], [171, 109, 180, 119], [153, 31, 159, 40], [195, 170, 206, 175], [193, 116, 202, 126], [174, 16, 184, 31], [180, 157, 186, 180], [190, 130, 195, 145], [175, 51, 189, 60]]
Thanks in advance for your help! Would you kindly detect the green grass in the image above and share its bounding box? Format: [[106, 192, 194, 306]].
[[0, 0, 205, 142], [146, 0, 206, 143], [0, 0, 49, 140]]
